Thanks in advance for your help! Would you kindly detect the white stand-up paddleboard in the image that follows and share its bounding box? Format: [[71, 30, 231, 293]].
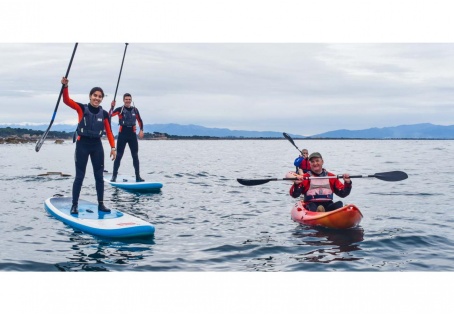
[[104, 174, 163, 192], [44, 196, 155, 238]]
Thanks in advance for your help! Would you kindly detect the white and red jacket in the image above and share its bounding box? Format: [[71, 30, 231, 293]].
[[289, 169, 352, 201]]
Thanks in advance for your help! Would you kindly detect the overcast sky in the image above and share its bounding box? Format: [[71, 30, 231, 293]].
[[2, 1, 454, 136], [2, 0, 453, 311]]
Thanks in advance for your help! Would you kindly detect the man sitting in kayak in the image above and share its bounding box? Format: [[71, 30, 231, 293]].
[[290, 152, 352, 212]]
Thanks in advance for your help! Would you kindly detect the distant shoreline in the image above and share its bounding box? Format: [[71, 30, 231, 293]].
[[141, 137, 454, 140], [2, 137, 453, 144], [1, 126, 453, 142]]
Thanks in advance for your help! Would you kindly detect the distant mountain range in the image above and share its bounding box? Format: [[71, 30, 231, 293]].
[[138, 123, 301, 138], [309, 123, 454, 139], [0, 123, 304, 138], [1, 122, 453, 139]]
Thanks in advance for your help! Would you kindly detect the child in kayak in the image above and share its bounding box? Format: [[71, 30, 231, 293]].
[[290, 152, 351, 212], [293, 149, 310, 174]]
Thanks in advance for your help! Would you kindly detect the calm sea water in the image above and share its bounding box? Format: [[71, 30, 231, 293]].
[[1, 139, 452, 312]]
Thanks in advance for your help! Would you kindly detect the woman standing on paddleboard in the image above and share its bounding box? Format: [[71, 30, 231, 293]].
[[61, 77, 117, 215]]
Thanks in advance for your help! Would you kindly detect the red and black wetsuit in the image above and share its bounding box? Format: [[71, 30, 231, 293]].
[[63, 87, 116, 205], [109, 106, 144, 177]]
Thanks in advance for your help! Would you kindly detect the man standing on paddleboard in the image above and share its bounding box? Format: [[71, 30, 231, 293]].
[[290, 152, 352, 212], [61, 77, 117, 215], [109, 93, 145, 182]]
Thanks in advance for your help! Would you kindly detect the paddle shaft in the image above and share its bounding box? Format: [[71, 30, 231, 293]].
[[308, 175, 381, 179], [248, 176, 357, 181], [113, 43, 129, 102], [237, 171, 408, 186], [35, 43, 78, 152]]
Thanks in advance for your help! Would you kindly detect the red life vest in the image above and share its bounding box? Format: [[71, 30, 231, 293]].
[[300, 159, 310, 173], [304, 170, 334, 202]]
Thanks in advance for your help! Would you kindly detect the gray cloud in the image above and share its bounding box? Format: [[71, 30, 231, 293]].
[[1, 43, 453, 135]]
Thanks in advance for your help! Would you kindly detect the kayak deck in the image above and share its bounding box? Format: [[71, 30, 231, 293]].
[[291, 201, 363, 229]]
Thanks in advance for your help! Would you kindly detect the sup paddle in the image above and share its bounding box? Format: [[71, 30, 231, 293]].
[[283, 132, 303, 154], [113, 43, 129, 103], [237, 171, 408, 186], [35, 43, 78, 152]]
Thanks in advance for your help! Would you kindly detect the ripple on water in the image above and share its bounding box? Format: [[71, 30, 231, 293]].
[[2, 140, 454, 272]]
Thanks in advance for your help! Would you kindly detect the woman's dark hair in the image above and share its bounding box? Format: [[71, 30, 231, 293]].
[[123, 93, 132, 99], [89, 87, 104, 98]]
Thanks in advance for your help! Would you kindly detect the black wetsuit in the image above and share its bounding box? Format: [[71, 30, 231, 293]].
[[113, 125, 140, 176], [73, 135, 105, 203], [110, 106, 143, 177]]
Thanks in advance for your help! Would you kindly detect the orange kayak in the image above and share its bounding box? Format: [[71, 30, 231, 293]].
[[291, 200, 363, 229]]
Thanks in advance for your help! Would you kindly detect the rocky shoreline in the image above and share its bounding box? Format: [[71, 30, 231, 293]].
[[0, 136, 67, 144]]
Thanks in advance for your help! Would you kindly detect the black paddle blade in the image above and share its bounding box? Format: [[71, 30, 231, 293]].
[[283, 132, 302, 153], [373, 171, 408, 181], [35, 129, 50, 152], [237, 178, 277, 186], [283, 132, 295, 144], [237, 178, 299, 186], [35, 137, 44, 152]]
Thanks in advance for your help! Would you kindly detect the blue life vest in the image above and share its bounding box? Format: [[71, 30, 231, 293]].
[[120, 106, 137, 127], [294, 156, 304, 167], [77, 104, 104, 138]]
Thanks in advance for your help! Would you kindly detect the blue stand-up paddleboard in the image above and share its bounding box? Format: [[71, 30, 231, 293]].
[[44, 197, 155, 238], [104, 174, 163, 192]]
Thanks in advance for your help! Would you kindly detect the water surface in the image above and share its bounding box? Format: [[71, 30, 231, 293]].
[[1, 139, 453, 272]]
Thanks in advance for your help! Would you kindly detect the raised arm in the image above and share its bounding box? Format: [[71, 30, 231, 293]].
[[61, 77, 84, 121]]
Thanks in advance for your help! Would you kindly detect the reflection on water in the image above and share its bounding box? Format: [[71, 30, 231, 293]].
[[291, 226, 364, 264], [110, 186, 163, 203], [109, 186, 163, 215], [54, 230, 155, 271]]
